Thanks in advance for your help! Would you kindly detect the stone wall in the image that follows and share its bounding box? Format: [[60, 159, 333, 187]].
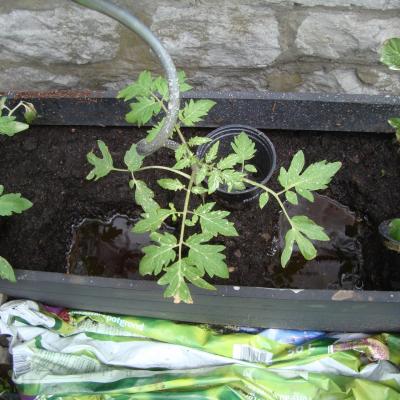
[[0, 0, 400, 94]]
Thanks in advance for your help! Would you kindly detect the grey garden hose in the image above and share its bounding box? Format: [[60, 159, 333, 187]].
[[71, 0, 180, 156]]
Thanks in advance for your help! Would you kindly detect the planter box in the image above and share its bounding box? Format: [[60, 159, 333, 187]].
[[0, 90, 400, 332]]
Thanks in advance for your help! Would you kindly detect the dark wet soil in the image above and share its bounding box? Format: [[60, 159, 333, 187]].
[[0, 125, 399, 290]]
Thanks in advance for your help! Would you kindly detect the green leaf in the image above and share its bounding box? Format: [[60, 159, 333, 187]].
[[380, 38, 400, 70], [132, 209, 172, 233], [0, 116, 29, 137], [0, 256, 16, 282], [179, 99, 216, 127], [23, 102, 37, 124], [86, 140, 114, 181], [259, 192, 269, 209], [281, 229, 295, 268], [280, 215, 328, 268], [184, 265, 216, 290], [205, 141, 219, 164], [0, 192, 32, 216], [178, 70, 193, 93], [157, 258, 193, 304], [295, 231, 317, 261], [186, 233, 228, 278], [231, 132, 256, 163], [220, 169, 246, 192], [157, 178, 185, 191], [285, 190, 298, 205], [244, 164, 257, 173], [146, 118, 165, 142], [389, 118, 400, 129], [124, 144, 144, 172], [139, 232, 177, 276], [153, 76, 169, 100], [175, 144, 189, 161], [133, 180, 159, 213], [194, 165, 208, 186], [117, 71, 153, 101], [188, 136, 212, 147], [173, 158, 192, 170], [126, 97, 161, 127], [195, 202, 238, 237], [291, 215, 330, 241], [217, 154, 240, 170], [389, 218, 400, 241], [278, 150, 341, 200], [208, 169, 222, 194], [191, 186, 208, 195]]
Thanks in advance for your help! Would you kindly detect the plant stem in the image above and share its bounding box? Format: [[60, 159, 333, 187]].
[[243, 177, 293, 227], [178, 171, 195, 261], [138, 166, 191, 179], [113, 165, 191, 180]]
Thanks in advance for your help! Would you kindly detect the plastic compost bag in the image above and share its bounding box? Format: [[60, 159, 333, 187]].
[[0, 299, 400, 399]]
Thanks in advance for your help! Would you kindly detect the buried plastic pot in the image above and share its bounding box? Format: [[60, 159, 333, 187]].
[[197, 125, 276, 204]]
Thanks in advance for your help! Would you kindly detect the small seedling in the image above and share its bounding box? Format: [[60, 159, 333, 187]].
[[87, 71, 341, 304], [0, 97, 36, 281]]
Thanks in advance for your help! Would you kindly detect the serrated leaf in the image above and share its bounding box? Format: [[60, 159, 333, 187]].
[[281, 229, 295, 268], [146, 118, 165, 142], [173, 158, 192, 170], [175, 144, 190, 161], [259, 192, 269, 209], [205, 141, 219, 164], [291, 215, 330, 241], [86, 140, 114, 181], [153, 76, 169, 100], [278, 150, 341, 200], [231, 132, 256, 163], [188, 136, 212, 147], [0, 256, 16, 282], [124, 143, 144, 172], [244, 164, 257, 173], [217, 154, 240, 170], [178, 70, 193, 93], [117, 71, 153, 100], [139, 232, 177, 276], [295, 231, 317, 260], [126, 97, 161, 127], [208, 169, 222, 194], [389, 118, 400, 129], [186, 233, 228, 278], [285, 190, 298, 205], [220, 169, 246, 192], [132, 209, 172, 233], [195, 202, 238, 237], [179, 99, 216, 127], [157, 178, 185, 191], [157, 258, 193, 304], [0, 192, 32, 216], [194, 165, 208, 186], [0, 116, 29, 137], [389, 218, 400, 241], [184, 265, 216, 290], [134, 180, 159, 213], [191, 186, 207, 195], [380, 37, 400, 70]]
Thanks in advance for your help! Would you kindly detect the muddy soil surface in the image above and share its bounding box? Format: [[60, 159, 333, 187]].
[[1, 126, 399, 290]]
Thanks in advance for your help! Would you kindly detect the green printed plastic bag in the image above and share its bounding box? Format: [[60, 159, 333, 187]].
[[0, 300, 400, 399]]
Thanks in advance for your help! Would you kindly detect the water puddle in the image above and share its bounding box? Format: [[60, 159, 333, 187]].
[[66, 215, 154, 279], [265, 194, 364, 290]]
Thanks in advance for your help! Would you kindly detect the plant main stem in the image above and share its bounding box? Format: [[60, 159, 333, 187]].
[[243, 177, 293, 227], [178, 171, 195, 261]]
